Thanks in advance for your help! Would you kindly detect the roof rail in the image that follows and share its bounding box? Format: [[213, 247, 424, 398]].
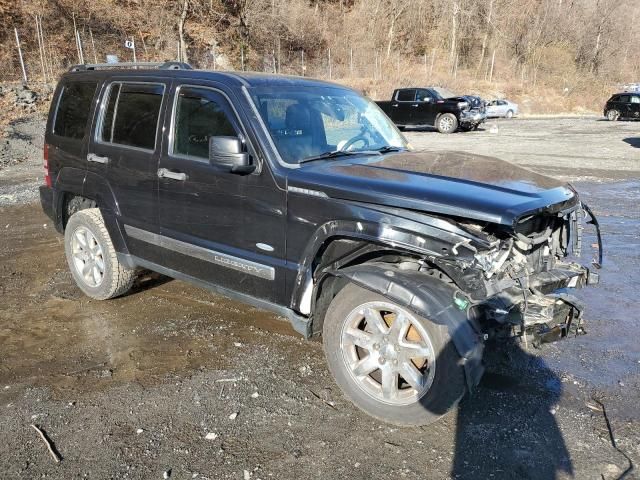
[[68, 61, 193, 72]]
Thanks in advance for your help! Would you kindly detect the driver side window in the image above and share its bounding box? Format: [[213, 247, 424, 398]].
[[416, 90, 433, 102], [172, 86, 237, 160]]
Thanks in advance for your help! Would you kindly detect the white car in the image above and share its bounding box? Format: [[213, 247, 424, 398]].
[[486, 99, 518, 118]]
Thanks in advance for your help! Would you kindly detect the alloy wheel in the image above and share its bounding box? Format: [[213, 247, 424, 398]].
[[71, 226, 105, 287], [340, 301, 437, 406], [439, 116, 454, 132]]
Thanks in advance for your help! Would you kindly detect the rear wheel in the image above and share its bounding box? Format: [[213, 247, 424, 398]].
[[322, 283, 465, 426], [436, 113, 458, 134], [606, 109, 620, 121], [506, 109, 514, 119], [64, 208, 136, 300]]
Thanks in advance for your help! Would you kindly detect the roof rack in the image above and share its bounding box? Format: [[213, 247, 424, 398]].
[[68, 61, 193, 72]]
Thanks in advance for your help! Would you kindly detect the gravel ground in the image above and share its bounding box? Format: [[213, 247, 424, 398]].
[[0, 115, 639, 479]]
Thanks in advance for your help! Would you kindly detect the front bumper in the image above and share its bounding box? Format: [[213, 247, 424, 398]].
[[484, 262, 597, 346], [460, 109, 487, 124]]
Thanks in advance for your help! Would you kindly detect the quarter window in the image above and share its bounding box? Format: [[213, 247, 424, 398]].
[[172, 87, 237, 159], [53, 81, 98, 139], [100, 83, 164, 150], [619, 95, 630, 103]]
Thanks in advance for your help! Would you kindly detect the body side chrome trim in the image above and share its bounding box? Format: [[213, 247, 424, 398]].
[[124, 225, 275, 280], [287, 186, 328, 198]]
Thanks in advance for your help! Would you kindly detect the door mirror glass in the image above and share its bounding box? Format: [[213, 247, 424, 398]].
[[208, 136, 255, 174]]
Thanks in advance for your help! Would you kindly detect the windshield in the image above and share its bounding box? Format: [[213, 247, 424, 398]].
[[431, 87, 458, 99], [250, 86, 408, 165]]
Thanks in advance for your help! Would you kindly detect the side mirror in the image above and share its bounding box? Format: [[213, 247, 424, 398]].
[[208, 136, 255, 174]]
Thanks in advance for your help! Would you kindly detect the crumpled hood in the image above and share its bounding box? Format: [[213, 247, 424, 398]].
[[287, 150, 578, 226]]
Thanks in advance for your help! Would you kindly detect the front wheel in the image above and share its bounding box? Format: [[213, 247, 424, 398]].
[[436, 113, 458, 134], [606, 109, 620, 121], [506, 110, 514, 119], [322, 283, 465, 426]]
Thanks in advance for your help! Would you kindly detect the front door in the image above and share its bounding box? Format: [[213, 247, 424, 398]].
[[414, 89, 437, 126], [630, 95, 640, 119], [155, 83, 286, 303], [88, 80, 169, 264]]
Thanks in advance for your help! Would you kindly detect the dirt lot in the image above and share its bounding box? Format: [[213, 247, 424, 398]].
[[1, 115, 639, 479]]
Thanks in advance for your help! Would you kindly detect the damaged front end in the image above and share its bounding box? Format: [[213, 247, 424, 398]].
[[432, 201, 602, 348]]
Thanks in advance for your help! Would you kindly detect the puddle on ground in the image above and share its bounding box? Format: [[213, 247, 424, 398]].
[[0, 204, 299, 400], [1, 182, 638, 407]]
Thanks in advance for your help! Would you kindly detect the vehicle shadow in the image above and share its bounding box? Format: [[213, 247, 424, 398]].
[[127, 270, 173, 296], [422, 339, 572, 479], [623, 137, 640, 148]]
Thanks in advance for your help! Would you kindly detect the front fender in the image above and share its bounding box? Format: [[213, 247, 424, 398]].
[[291, 214, 489, 313], [322, 263, 485, 392]]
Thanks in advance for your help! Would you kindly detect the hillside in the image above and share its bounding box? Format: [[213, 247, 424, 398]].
[[1, 0, 639, 114]]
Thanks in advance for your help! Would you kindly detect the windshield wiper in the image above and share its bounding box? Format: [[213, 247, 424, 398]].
[[298, 146, 405, 165], [298, 150, 362, 164], [372, 146, 405, 154]]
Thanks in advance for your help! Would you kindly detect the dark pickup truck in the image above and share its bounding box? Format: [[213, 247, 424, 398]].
[[40, 63, 601, 426], [377, 87, 486, 133]]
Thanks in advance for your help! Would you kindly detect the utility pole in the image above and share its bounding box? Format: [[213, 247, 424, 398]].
[[350, 47, 353, 77], [72, 13, 83, 63], [89, 28, 98, 63], [14, 27, 28, 85], [35, 15, 47, 84], [241, 44, 245, 71], [328, 48, 331, 79], [301, 50, 305, 76]]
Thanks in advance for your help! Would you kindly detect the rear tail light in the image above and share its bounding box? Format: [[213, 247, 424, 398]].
[[43, 143, 52, 187]]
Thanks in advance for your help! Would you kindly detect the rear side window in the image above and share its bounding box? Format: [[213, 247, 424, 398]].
[[631, 96, 640, 104], [100, 83, 164, 150], [53, 81, 98, 139], [173, 87, 237, 159], [396, 89, 416, 102]]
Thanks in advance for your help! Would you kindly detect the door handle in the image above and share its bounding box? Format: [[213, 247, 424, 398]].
[[391, 103, 399, 107], [157, 168, 187, 181], [411, 104, 419, 107], [87, 153, 109, 164]]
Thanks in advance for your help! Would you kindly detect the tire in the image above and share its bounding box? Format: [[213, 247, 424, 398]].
[[436, 113, 458, 134], [64, 208, 136, 300], [606, 109, 620, 121], [506, 110, 514, 119], [322, 283, 466, 426]]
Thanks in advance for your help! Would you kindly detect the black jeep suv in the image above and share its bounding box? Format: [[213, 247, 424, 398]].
[[40, 62, 601, 426]]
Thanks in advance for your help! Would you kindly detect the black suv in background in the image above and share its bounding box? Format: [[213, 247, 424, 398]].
[[376, 87, 486, 133], [40, 62, 601, 426], [604, 92, 640, 120]]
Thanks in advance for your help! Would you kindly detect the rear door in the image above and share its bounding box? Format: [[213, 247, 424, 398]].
[[88, 79, 170, 264], [390, 89, 416, 126]]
